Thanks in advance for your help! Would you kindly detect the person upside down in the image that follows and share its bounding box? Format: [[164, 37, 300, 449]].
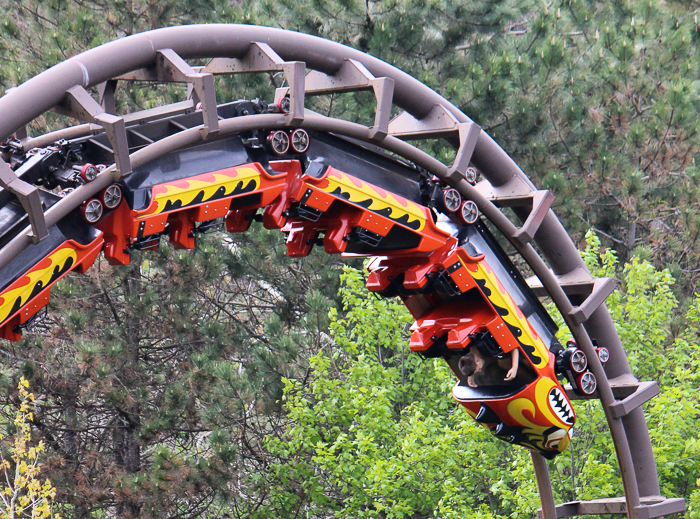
[[457, 345, 534, 387]]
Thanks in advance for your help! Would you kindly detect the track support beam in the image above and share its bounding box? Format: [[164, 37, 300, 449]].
[[532, 452, 557, 519], [204, 42, 305, 125], [444, 122, 481, 182], [157, 49, 220, 137], [569, 277, 616, 325], [388, 103, 461, 140], [301, 59, 395, 140], [511, 190, 554, 246], [98, 80, 117, 114], [58, 86, 131, 178], [0, 160, 48, 243], [609, 381, 660, 419], [541, 497, 686, 519]]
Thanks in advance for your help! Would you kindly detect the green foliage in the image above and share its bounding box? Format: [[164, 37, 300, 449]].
[[2, 0, 700, 516], [258, 236, 700, 518], [581, 230, 679, 380], [262, 266, 527, 519], [557, 231, 700, 513], [0, 227, 350, 518]]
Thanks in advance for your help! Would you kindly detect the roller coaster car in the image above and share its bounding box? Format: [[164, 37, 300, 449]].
[[0, 209, 102, 341], [369, 222, 578, 458], [0, 99, 451, 340], [447, 343, 576, 459], [0, 96, 578, 459]]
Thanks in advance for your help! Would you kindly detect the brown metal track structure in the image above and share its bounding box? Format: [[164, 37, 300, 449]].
[[0, 25, 684, 519]]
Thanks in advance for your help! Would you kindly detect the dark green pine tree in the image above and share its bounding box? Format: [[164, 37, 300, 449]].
[[0, 224, 348, 518], [450, 0, 700, 293]]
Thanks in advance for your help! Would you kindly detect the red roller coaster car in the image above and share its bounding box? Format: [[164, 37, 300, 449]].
[[0, 98, 592, 457]]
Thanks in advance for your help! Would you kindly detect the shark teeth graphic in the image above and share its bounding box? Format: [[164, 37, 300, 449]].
[[548, 387, 575, 425]]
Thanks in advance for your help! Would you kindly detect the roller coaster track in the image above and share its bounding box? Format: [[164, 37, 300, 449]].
[[0, 25, 685, 519]]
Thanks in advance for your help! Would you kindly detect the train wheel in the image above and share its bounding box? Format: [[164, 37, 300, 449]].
[[290, 129, 310, 153], [577, 372, 597, 395], [267, 130, 290, 155], [570, 349, 588, 373], [80, 198, 104, 223], [460, 200, 479, 224], [101, 184, 123, 210], [442, 188, 462, 213]]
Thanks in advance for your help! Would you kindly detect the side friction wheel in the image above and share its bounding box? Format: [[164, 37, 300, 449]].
[[290, 129, 310, 153], [101, 184, 123, 210], [267, 130, 290, 155], [276, 96, 291, 114], [80, 199, 104, 223]]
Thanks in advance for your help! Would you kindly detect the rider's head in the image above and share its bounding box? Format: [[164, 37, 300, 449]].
[[469, 345, 486, 371], [458, 353, 477, 379]]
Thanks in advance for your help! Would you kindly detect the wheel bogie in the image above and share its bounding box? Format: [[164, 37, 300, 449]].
[[555, 341, 604, 397]]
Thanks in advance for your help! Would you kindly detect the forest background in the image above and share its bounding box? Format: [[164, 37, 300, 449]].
[[0, 0, 699, 517]]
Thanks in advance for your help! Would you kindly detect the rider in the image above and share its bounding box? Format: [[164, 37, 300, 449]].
[[458, 345, 519, 387]]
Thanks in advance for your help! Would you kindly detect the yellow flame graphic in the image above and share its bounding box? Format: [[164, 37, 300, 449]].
[[507, 378, 571, 452], [141, 167, 261, 217], [0, 247, 77, 324], [471, 263, 550, 368], [319, 170, 427, 231]]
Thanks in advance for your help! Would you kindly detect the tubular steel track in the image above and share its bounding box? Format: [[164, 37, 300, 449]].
[[0, 25, 685, 519]]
